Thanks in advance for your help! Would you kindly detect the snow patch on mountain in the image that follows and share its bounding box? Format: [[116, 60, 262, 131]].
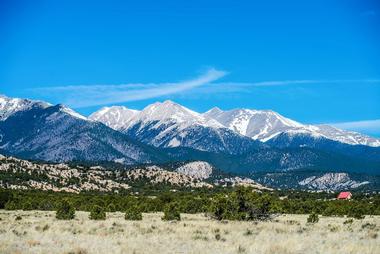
[[111, 100, 261, 154], [124, 100, 223, 130], [203, 108, 304, 139], [0, 94, 50, 120], [0, 101, 163, 164], [315, 125, 380, 147], [203, 107, 380, 147], [89, 106, 139, 129], [299, 173, 369, 191], [168, 137, 181, 147], [59, 105, 87, 120]]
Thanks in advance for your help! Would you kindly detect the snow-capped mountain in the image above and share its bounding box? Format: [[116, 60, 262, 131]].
[[92, 100, 264, 154], [0, 94, 50, 120], [89, 106, 139, 130], [314, 124, 380, 147], [203, 107, 380, 147], [55, 104, 88, 120], [1, 95, 379, 177], [124, 100, 223, 130], [0, 100, 165, 164], [203, 107, 304, 141], [89, 100, 380, 162], [0, 94, 88, 121]]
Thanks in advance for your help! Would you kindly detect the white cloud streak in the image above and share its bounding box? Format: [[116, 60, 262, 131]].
[[31, 73, 380, 108], [32, 68, 227, 108], [182, 79, 380, 95], [217, 79, 380, 88], [331, 119, 380, 133]]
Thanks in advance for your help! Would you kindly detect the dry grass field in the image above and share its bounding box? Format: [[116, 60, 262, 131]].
[[0, 210, 379, 254]]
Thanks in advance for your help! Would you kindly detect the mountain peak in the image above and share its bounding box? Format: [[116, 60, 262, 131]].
[[93, 105, 139, 115], [146, 100, 187, 111], [204, 107, 306, 139], [139, 100, 202, 125], [205, 106, 223, 115], [0, 95, 50, 120], [89, 105, 139, 130], [162, 100, 178, 106], [52, 104, 87, 120]]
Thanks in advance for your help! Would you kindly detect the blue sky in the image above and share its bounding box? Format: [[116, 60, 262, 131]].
[[0, 0, 379, 136]]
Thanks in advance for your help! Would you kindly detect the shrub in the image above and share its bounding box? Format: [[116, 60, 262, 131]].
[[4, 201, 18, 210], [307, 213, 319, 223], [0, 191, 11, 209], [89, 205, 106, 220], [347, 206, 365, 220], [210, 188, 272, 221], [237, 245, 246, 253], [22, 200, 34, 211], [42, 224, 49, 231], [322, 206, 336, 217], [56, 200, 75, 220], [245, 193, 272, 221], [209, 194, 240, 220], [343, 218, 354, 225], [162, 202, 181, 221], [361, 223, 376, 230], [107, 203, 116, 212], [125, 205, 142, 220]]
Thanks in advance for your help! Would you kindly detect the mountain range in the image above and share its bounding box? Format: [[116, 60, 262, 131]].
[[89, 101, 380, 147], [0, 95, 166, 164], [1, 94, 379, 180]]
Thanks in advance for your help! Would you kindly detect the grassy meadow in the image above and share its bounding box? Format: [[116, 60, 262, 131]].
[[0, 210, 379, 254]]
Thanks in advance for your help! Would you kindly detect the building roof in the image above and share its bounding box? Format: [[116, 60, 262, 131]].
[[337, 192, 352, 199]]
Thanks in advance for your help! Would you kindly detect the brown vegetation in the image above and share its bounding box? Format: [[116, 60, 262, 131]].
[[0, 210, 379, 254]]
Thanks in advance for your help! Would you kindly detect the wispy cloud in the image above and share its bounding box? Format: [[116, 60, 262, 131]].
[[218, 79, 380, 88], [30, 73, 380, 108], [184, 79, 380, 95], [31, 68, 227, 108], [330, 119, 380, 133]]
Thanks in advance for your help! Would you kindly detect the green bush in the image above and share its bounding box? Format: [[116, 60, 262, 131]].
[[347, 205, 365, 220], [0, 191, 11, 209], [210, 188, 272, 221], [107, 203, 116, 212], [125, 205, 143, 220], [22, 200, 34, 211], [210, 194, 241, 220], [343, 218, 354, 225], [307, 213, 319, 223], [89, 205, 106, 220], [4, 201, 18, 210], [162, 202, 181, 221], [0, 189, 379, 219], [245, 193, 272, 221], [56, 200, 75, 220]]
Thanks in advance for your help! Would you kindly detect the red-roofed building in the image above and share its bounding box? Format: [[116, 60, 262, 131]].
[[337, 192, 352, 200]]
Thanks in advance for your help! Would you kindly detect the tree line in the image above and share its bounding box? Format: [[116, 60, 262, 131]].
[[1, 188, 379, 221]]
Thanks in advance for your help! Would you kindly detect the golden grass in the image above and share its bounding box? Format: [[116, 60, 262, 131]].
[[0, 210, 379, 254]]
